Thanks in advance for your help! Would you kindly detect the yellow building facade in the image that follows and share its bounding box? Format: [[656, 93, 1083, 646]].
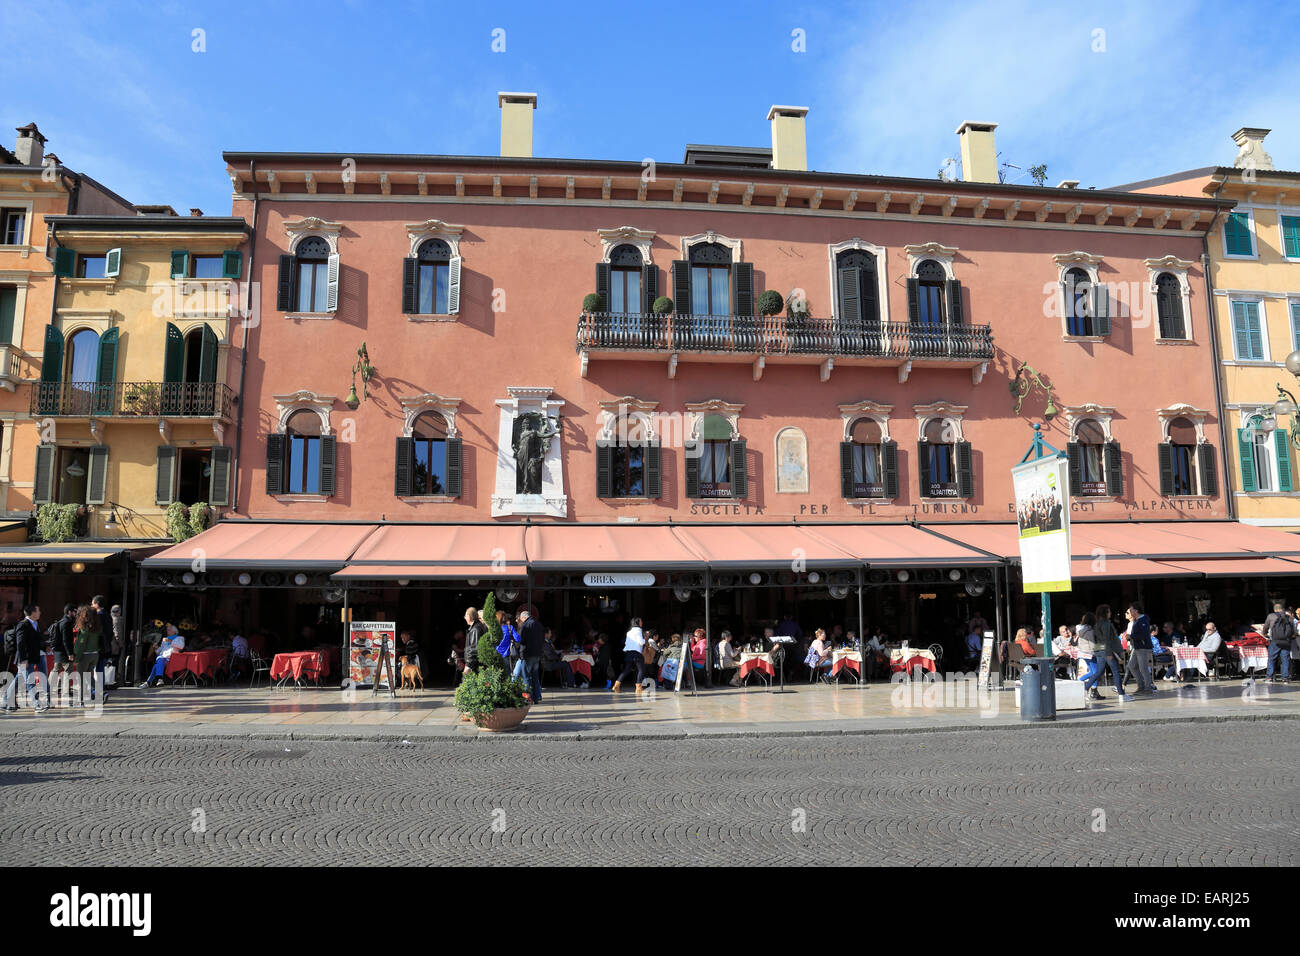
[[32, 214, 249, 539], [1123, 128, 1300, 530]]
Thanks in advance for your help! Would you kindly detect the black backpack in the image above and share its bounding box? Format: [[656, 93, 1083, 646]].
[[1269, 614, 1295, 644]]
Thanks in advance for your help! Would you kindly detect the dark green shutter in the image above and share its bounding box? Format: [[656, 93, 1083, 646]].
[[222, 250, 242, 279], [684, 440, 700, 497], [34, 444, 55, 504], [445, 437, 462, 497], [164, 322, 183, 383], [946, 279, 963, 323], [594, 263, 610, 312], [209, 446, 232, 506], [733, 263, 754, 316], [1157, 443, 1174, 495], [276, 254, 295, 311], [1225, 213, 1252, 256], [318, 436, 337, 496], [645, 441, 661, 498], [729, 438, 747, 498], [1066, 442, 1082, 496], [170, 250, 189, 279], [401, 257, 418, 314], [882, 441, 899, 499], [1283, 216, 1300, 259], [1198, 444, 1217, 496], [0, 286, 16, 344], [840, 441, 855, 498], [155, 446, 176, 505], [41, 324, 63, 382], [956, 441, 974, 498], [672, 260, 690, 315], [1237, 428, 1257, 493], [395, 436, 414, 496], [641, 264, 657, 313], [838, 269, 862, 326], [94, 327, 118, 414], [862, 263, 880, 323], [1104, 441, 1123, 496], [53, 247, 74, 277], [1276, 430, 1293, 493], [86, 445, 108, 505], [265, 434, 286, 494], [1093, 283, 1111, 336], [906, 278, 920, 324], [917, 441, 932, 494], [199, 324, 218, 383], [595, 443, 612, 498]]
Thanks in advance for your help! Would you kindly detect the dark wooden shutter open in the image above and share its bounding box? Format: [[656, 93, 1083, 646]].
[[946, 279, 963, 324], [394, 436, 414, 496], [733, 263, 754, 316], [956, 441, 974, 498], [1066, 442, 1083, 496], [170, 250, 190, 279], [916, 441, 931, 495], [672, 260, 690, 315], [401, 257, 418, 314], [1093, 283, 1111, 336], [94, 327, 118, 414], [34, 444, 55, 504], [53, 247, 75, 278], [595, 262, 610, 312], [1104, 441, 1123, 496], [839, 441, 855, 498], [222, 250, 242, 279], [1276, 430, 1293, 493], [862, 264, 880, 323], [1157, 443, 1174, 495], [209, 446, 232, 506], [595, 443, 612, 498], [1198, 444, 1217, 496], [199, 324, 218, 384], [645, 441, 662, 498], [265, 434, 286, 494], [164, 322, 183, 384], [838, 269, 862, 326], [41, 324, 63, 383], [882, 441, 899, 499], [86, 446, 108, 504], [684, 439, 700, 497], [318, 436, 337, 496], [641, 264, 658, 313], [445, 437, 463, 497], [906, 278, 920, 324], [729, 438, 747, 498], [155, 446, 176, 505], [276, 254, 295, 311]]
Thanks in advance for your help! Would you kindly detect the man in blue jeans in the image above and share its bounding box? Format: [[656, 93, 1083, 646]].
[[513, 608, 545, 703], [1263, 602, 1294, 682]]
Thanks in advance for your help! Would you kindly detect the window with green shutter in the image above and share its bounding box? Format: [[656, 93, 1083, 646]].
[[0, 285, 15, 344], [1224, 212, 1253, 256], [1282, 216, 1300, 259], [1231, 301, 1265, 360]]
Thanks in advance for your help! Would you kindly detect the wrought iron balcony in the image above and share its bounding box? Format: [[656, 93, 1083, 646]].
[[576, 312, 994, 366], [30, 381, 235, 419]]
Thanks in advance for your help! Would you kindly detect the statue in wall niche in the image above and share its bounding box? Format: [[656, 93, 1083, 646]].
[[513, 412, 557, 495]]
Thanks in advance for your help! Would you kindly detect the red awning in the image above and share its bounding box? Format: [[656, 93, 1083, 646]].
[[1156, 557, 1300, 577], [934, 521, 1300, 563], [812, 524, 998, 567], [524, 524, 703, 569], [143, 522, 377, 569], [333, 524, 528, 579], [1070, 558, 1199, 579], [669, 524, 857, 568], [332, 563, 527, 580]]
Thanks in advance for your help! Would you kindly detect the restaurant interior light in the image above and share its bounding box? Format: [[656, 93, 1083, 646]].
[[181, 571, 196, 585], [397, 578, 410, 587], [748, 572, 762, 585], [466, 578, 479, 587], [807, 571, 821, 584], [948, 569, 963, 581], [70, 562, 85, 574], [293, 573, 308, 586], [237, 572, 252, 586], [896, 570, 911, 583]]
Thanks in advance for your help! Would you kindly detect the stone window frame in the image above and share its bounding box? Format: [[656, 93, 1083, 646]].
[[398, 392, 461, 439], [1145, 255, 1195, 344], [282, 217, 342, 321], [903, 241, 958, 280], [0, 199, 34, 257], [1221, 208, 1257, 260], [838, 400, 895, 502], [1157, 403, 1213, 498], [272, 389, 335, 437], [1052, 251, 1105, 341], [827, 239, 890, 325], [773, 425, 809, 494], [598, 226, 656, 266], [680, 230, 743, 264]]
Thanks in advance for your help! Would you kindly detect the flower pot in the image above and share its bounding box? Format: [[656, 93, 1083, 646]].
[[473, 704, 531, 732]]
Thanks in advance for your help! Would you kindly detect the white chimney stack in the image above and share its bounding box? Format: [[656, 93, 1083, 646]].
[[498, 92, 537, 158], [767, 106, 809, 171], [955, 121, 999, 184]]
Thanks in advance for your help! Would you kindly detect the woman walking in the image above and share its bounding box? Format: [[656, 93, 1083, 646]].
[[72, 604, 103, 706], [1076, 612, 1107, 701], [1094, 604, 1126, 699]]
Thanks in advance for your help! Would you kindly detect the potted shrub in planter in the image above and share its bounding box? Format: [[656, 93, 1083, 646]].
[[757, 290, 784, 317], [582, 293, 606, 313], [652, 296, 673, 315]]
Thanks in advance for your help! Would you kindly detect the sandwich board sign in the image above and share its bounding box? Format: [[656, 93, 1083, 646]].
[[349, 621, 397, 688]]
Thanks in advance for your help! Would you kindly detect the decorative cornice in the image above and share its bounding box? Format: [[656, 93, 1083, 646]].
[[1052, 250, 1105, 268], [404, 218, 464, 257], [1062, 403, 1117, 442], [680, 230, 742, 262], [913, 400, 968, 441], [283, 216, 342, 255], [399, 392, 462, 438], [272, 389, 336, 433], [903, 241, 959, 260], [1157, 403, 1211, 443], [597, 395, 660, 442], [839, 400, 894, 442], [1144, 254, 1195, 272], [598, 225, 656, 264], [685, 398, 744, 439]]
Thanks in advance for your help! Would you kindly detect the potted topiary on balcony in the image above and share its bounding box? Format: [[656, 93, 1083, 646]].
[[757, 290, 784, 317], [582, 293, 606, 313], [653, 296, 674, 315], [455, 590, 531, 731]]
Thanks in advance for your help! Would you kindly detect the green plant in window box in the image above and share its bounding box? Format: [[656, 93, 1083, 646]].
[[582, 292, 605, 313], [652, 296, 673, 315], [188, 502, 210, 538], [123, 382, 159, 416], [35, 503, 79, 543], [165, 501, 192, 543]]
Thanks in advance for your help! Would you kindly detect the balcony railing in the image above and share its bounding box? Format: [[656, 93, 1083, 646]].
[[576, 313, 994, 361], [30, 381, 235, 418]]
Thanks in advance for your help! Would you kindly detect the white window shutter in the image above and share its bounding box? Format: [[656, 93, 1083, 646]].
[[105, 248, 122, 278], [447, 255, 462, 314], [326, 252, 340, 312]]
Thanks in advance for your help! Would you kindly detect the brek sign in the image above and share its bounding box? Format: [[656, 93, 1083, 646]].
[[583, 572, 655, 587]]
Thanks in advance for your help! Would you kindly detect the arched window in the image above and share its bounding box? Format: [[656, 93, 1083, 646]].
[[65, 328, 99, 415], [414, 239, 451, 315], [1074, 419, 1107, 495], [847, 418, 883, 498], [410, 412, 448, 495], [689, 243, 731, 316], [608, 244, 643, 315], [294, 236, 331, 312], [836, 249, 880, 325], [1155, 273, 1185, 339], [684, 413, 746, 500], [1064, 267, 1093, 336], [1167, 416, 1198, 496], [915, 259, 946, 326], [285, 409, 323, 495]]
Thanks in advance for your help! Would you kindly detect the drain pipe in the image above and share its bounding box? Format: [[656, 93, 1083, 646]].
[[232, 160, 258, 515], [1203, 175, 1234, 520]]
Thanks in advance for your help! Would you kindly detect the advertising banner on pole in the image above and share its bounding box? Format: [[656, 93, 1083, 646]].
[[1012, 455, 1072, 593]]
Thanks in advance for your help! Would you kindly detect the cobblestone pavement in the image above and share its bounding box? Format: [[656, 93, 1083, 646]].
[[1, 723, 1296, 866]]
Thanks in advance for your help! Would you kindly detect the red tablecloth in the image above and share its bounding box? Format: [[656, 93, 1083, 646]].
[[1227, 635, 1267, 647], [164, 649, 227, 680], [891, 653, 936, 674], [738, 652, 774, 680], [1231, 645, 1269, 671], [271, 651, 326, 683], [1172, 646, 1207, 674], [562, 653, 594, 681], [312, 646, 340, 677], [832, 650, 861, 677]]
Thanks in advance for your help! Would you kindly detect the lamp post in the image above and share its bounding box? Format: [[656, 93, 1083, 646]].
[[1269, 349, 1300, 450]]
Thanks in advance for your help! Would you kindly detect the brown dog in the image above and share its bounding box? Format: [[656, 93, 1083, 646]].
[[399, 656, 423, 692]]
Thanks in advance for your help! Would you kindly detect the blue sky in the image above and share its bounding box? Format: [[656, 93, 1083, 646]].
[[2, 0, 1297, 213]]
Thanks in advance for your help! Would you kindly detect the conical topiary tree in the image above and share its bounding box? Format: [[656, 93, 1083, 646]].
[[478, 591, 506, 671]]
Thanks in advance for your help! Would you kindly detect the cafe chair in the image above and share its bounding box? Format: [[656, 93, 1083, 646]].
[[249, 651, 272, 689]]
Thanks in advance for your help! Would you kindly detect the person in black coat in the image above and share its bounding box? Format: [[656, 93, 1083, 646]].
[[10, 605, 47, 711], [514, 609, 546, 703]]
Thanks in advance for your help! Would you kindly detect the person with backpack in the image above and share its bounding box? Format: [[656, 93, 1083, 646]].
[[1263, 602, 1294, 682]]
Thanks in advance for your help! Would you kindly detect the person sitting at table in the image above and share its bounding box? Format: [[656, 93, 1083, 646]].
[[862, 630, 888, 680], [540, 629, 574, 688], [140, 624, 184, 688], [1198, 622, 1222, 656], [689, 629, 708, 678], [229, 633, 250, 681], [715, 630, 741, 687], [963, 623, 983, 670], [1151, 627, 1176, 681], [806, 628, 833, 680]]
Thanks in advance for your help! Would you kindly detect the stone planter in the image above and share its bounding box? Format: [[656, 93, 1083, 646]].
[[473, 704, 531, 732]]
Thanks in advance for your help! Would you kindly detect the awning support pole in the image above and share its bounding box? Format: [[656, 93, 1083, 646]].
[[856, 565, 865, 684], [342, 584, 350, 688], [994, 561, 1006, 682], [704, 567, 712, 689]]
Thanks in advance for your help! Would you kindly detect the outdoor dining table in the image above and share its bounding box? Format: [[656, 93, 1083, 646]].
[[561, 652, 595, 682], [737, 651, 775, 682], [164, 648, 227, 684], [1227, 642, 1269, 673], [1172, 645, 1208, 676], [271, 651, 327, 686], [831, 649, 862, 680], [312, 645, 341, 678], [889, 647, 936, 674]]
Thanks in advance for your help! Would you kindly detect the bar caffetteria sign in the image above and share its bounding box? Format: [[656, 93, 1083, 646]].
[[583, 572, 656, 587]]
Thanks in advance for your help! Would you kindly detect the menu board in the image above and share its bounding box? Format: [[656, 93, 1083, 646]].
[[349, 621, 397, 687]]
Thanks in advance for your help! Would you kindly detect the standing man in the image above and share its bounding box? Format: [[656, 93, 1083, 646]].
[[612, 616, 645, 694], [50, 604, 77, 690], [463, 606, 483, 674], [1123, 604, 1155, 694], [1263, 601, 1294, 683], [514, 608, 545, 703], [10, 605, 47, 712]]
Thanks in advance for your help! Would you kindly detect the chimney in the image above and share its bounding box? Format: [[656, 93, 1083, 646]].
[[1232, 127, 1274, 171], [766, 106, 809, 171], [955, 121, 999, 183], [190, 208, 203, 217], [15, 123, 46, 167], [498, 92, 537, 158]]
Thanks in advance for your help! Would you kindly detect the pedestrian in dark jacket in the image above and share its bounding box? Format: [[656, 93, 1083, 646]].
[[1263, 602, 1294, 681], [1093, 605, 1125, 698], [513, 608, 546, 703], [51, 604, 76, 674], [1122, 604, 1155, 693], [462, 606, 483, 673], [10, 605, 47, 712]]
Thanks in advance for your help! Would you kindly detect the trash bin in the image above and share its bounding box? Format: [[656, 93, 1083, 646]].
[[1019, 656, 1057, 721]]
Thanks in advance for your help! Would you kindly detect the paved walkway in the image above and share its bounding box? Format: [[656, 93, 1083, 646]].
[[3, 674, 1298, 740]]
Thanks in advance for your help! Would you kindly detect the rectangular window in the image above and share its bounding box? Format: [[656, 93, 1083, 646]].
[[0, 208, 26, 245], [1224, 212, 1254, 256], [1080, 443, 1106, 496], [191, 256, 224, 279], [918, 283, 944, 326], [927, 444, 958, 497], [699, 440, 731, 497], [175, 447, 213, 503], [1252, 433, 1275, 493], [0, 285, 15, 344], [78, 255, 107, 279], [1282, 215, 1300, 259], [297, 261, 329, 312], [288, 436, 321, 494], [412, 438, 446, 495], [851, 443, 884, 498], [691, 266, 729, 315], [417, 262, 449, 314], [610, 268, 641, 314], [1170, 444, 1196, 496], [1231, 301, 1265, 360], [56, 447, 90, 504], [611, 444, 645, 497]]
